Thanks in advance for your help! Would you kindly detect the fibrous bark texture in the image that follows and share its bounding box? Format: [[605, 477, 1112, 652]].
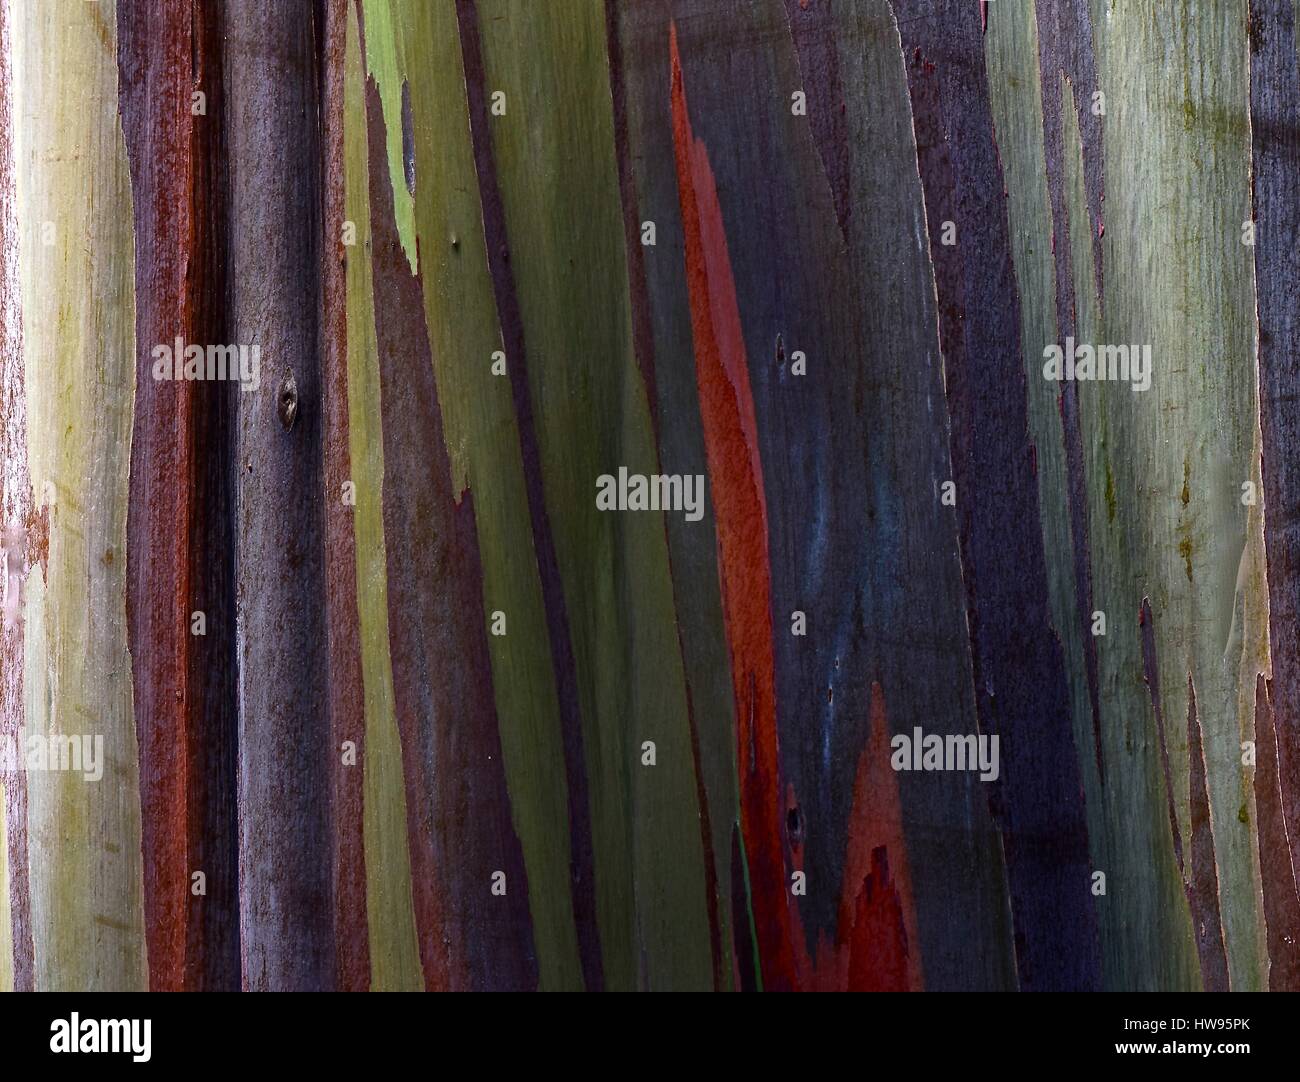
[[0, 0, 1296, 992]]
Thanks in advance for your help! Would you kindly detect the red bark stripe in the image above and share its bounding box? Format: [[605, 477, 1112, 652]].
[[118, 0, 240, 991], [670, 22, 794, 991]]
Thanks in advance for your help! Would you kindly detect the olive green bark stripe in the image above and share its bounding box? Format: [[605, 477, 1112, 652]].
[[469, 0, 712, 990], [359, 0, 416, 272], [344, 0, 423, 993], [389, 0, 585, 990]]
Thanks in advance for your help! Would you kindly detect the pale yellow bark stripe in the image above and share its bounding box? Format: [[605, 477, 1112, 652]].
[[12, 0, 146, 991]]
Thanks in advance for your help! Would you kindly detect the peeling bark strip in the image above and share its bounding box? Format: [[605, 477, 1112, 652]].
[[226, 0, 333, 990], [1139, 599, 1186, 876], [364, 76, 536, 992], [889, 0, 1099, 990], [1185, 677, 1230, 991], [118, 0, 239, 993], [1144, 601, 1230, 991], [1250, 0, 1300, 900], [453, 0, 604, 992]]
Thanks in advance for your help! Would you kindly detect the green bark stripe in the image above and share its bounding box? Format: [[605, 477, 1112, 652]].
[[344, 1, 424, 993], [469, 0, 713, 989]]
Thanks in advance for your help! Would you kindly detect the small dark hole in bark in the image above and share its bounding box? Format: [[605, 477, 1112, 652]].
[[278, 372, 298, 431], [787, 806, 803, 840]]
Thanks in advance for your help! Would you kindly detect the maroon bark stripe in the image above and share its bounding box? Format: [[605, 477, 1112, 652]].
[[1185, 677, 1230, 991], [889, 0, 1099, 990], [117, 0, 193, 993], [1253, 676, 1300, 990], [454, 0, 604, 991], [363, 77, 537, 992], [1140, 599, 1231, 990], [1139, 598, 1186, 875], [117, 0, 240, 991], [320, 0, 369, 993]]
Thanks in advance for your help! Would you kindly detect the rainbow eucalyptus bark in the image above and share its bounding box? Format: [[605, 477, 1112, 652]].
[[0, 0, 1296, 993]]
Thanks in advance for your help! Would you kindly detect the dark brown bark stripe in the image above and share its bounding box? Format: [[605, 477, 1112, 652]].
[[1185, 676, 1230, 991], [226, 0, 334, 991], [182, 0, 241, 991]]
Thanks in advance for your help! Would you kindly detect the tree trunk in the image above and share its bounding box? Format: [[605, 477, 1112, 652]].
[[1, 0, 1295, 992]]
